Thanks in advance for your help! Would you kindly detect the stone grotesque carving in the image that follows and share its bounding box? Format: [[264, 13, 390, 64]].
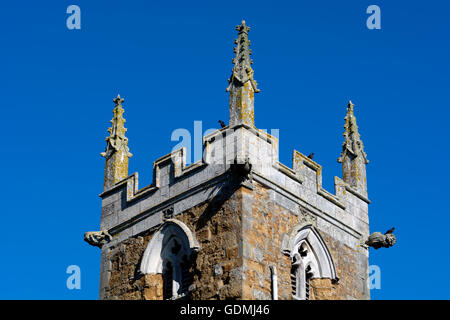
[[231, 156, 252, 184], [84, 230, 112, 248], [163, 207, 175, 220], [298, 209, 317, 228], [365, 228, 396, 249], [233, 157, 252, 176]]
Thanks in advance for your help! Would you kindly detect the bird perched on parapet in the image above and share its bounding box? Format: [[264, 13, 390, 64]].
[[307, 153, 314, 159], [385, 227, 395, 234], [218, 120, 226, 128]]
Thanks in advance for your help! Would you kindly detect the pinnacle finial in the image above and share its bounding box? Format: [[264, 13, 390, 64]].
[[347, 100, 355, 112], [113, 94, 124, 106], [236, 20, 250, 33]]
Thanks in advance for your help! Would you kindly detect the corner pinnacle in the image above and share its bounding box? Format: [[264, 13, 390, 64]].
[[338, 100, 368, 164], [227, 20, 259, 93], [101, 94, 132, 159]]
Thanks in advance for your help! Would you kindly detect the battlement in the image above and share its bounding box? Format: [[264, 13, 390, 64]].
[[99, 123, 369, 248]]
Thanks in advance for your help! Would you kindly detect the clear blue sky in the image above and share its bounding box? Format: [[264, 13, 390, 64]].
[[1, 0, 449, 299]]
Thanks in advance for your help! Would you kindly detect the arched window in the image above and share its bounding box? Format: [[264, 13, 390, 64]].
[[140, 219, 200, 300], [289, 226, 337, 300]]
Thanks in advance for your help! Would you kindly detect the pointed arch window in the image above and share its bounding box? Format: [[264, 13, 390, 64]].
[[289, 226, 337, 300], [140, 220, 200, 300]]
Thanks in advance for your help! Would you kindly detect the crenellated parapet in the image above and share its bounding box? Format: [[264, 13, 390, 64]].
[[97, 120, 370, 247]]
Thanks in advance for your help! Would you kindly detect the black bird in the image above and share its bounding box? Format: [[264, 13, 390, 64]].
[[218, 120, 226, 128], [385, 227, 395, 234], [307, 153, 314, 159]]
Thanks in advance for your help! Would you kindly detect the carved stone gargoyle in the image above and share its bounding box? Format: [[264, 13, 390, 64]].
[[230, 156, 253, 189], [84, 230, 112, 248], [365, 227, 396, 249], [231, 156, 252, 179]]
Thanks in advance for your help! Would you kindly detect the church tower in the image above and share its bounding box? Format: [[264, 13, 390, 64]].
[[86, 22, 371, 300]]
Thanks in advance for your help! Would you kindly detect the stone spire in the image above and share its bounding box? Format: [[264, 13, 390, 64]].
[[101, 94, 133, 190], [226, 20, 260, 128], [338, 101, 369, 196]]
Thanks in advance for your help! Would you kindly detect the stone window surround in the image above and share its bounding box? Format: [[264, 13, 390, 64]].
[[139, 219, 200, 299], [289, 226, 338, 300]]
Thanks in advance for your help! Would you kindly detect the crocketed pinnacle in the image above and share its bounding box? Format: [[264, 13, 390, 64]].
[[101, 94, 133, 159], [226, 20, 259, 128], [226, 20, 259, 93], [338, 101, 368, 164]]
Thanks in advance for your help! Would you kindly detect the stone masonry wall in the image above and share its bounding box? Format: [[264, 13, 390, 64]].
[[103, 184, 244, 300], [241, 182, 368, 300], [101, 181, 368, 300]]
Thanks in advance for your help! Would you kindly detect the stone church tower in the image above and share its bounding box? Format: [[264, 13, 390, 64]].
[[85, 21, 371, 300]]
